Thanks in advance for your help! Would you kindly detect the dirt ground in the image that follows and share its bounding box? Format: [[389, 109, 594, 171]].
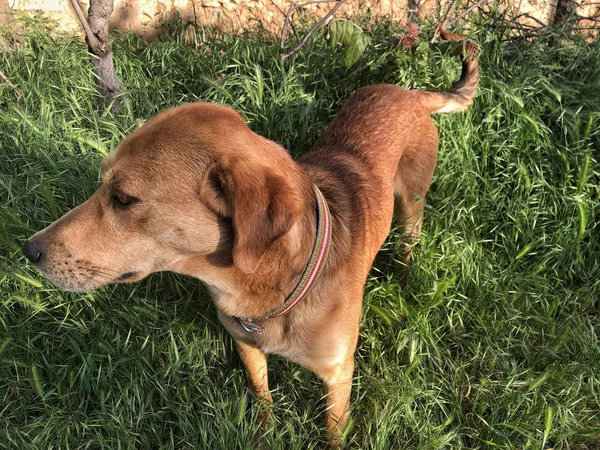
[[3, 0, 599, 40]]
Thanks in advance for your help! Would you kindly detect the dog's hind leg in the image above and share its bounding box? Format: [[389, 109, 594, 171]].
[[393, 124, 439, 265]]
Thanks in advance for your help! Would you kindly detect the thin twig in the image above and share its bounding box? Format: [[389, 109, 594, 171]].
[[432, 0, 458, 41], [280, 0, 348, 63], [274, 1, 299, 48], [0, 70, 24, 100], [67, 0, 102, 50], [280, 0, 343, 56], [407, 0, 424, 23], [573, 16, 600, 22], [432, 0, 485, 42], [441, 0, 458, 23], [280, 1, 297, 55], [512, 12, 548, 28], [447, 0, 486, 27], [287, 0, 343, 9]]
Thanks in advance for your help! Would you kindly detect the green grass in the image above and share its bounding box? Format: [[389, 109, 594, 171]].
[[1, 11, 599, 449]]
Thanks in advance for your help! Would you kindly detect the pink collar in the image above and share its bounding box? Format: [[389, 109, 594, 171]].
[[236, 185, 332, 334]]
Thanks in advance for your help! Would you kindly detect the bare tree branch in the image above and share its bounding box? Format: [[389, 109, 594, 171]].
[[440, 0, 458, 24], [280, 0, 348, 63], [512, 12, 548, 28], [67, 0, 102, 51], [432, 0, 486, 41], [274, 1, 299, 46], [573, 16, 600, 22], [280, 1, 298, 56], [0, 70, 24, 101], [280, 0, 345, 58], [447, 0, 486, 27], [407, 0, 424, 23], [67, 0, 124, 110]]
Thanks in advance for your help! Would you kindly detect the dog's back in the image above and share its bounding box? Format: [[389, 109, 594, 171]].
[[300, 28, 480, 269]]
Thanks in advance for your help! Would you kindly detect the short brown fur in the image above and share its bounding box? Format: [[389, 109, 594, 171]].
[[24, 28, 479, 446]]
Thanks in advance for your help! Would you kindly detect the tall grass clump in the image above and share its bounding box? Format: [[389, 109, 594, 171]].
[[1, 11, 598, 449]]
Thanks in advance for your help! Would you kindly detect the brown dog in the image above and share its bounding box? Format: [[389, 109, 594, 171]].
[[22, 28, 479, 446]]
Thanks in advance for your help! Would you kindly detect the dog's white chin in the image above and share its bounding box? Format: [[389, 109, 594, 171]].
[[61, 267, 156, 291], [40, 268, 144, 292], [46, 275, 106, 292]]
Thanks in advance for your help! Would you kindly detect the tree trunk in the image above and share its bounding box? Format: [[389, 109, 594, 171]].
[[78, 0, 124, 109]]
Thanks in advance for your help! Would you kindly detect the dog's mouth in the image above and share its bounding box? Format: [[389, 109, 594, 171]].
[[45, 269, 143, 291], [112, 269, 154, 285], [39, 267, 111, 292], [116, 271, 138, 281], [35, 258, 145, 292]]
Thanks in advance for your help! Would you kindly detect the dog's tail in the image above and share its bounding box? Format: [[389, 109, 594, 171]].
[[419, 23, 480, 114]]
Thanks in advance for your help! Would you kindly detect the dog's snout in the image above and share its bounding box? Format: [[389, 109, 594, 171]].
[[22, 239, 43, 264]]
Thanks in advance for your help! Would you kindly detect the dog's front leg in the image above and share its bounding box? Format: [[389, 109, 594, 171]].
[[236, 340, 272, 439]]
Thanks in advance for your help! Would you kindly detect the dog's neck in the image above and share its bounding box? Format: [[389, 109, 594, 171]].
[[172, 177, 317, 319]]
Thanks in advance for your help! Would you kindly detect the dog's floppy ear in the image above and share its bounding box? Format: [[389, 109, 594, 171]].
[[206, 160, 296, 273]]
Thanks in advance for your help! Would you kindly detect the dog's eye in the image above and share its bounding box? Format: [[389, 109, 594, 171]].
[[113, 192, 133, 206]]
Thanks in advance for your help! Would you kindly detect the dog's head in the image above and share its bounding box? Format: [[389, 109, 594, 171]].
[[22, 103, 306, 291]]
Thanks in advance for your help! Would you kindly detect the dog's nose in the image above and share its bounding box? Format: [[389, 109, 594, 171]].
[[22, 239, 43, 264]]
